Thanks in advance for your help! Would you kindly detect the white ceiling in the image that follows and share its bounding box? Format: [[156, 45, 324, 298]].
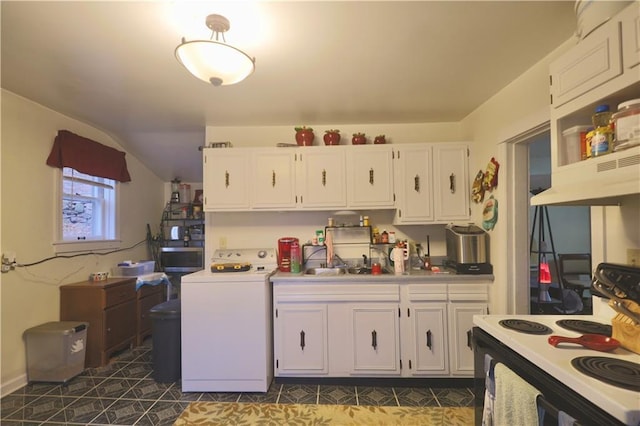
[[1, 1, 578, 182]]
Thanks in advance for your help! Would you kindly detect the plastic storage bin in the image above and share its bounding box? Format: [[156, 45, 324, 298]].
[[149, 299, 181, 382], [562, 125, 591, 164], [113, 260, 155, 277], [23, 321, 88, 383]]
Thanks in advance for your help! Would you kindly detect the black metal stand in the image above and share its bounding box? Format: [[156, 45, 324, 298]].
[[529, 203, 567, 313]]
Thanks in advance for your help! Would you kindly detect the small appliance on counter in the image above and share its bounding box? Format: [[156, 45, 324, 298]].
[[277, 237, 299, 272], [444, 223, 492, 274]]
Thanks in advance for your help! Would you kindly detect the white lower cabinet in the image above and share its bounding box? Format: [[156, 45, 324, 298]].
[[402, 284, 449, 376], [274, 304, 328, 375], [448, 284, 489, 376], [349, 304, 400, 375], [272, 280, 488, 378]]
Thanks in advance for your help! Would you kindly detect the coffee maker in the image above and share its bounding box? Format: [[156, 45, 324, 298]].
[[278, 237, 299, 272], [171, 178, 181, 203]]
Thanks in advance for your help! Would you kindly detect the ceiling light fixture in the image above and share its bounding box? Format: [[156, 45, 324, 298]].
[[175, 14, 255, 87]]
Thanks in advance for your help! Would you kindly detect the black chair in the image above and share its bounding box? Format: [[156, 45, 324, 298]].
[[558, 253, 592, 312]]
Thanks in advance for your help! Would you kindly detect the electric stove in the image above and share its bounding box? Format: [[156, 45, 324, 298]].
[[473, 314, 640, 425]]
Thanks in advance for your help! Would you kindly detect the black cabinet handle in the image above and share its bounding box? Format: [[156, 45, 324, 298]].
[[369, 168, 374, 185], [300, 330, 305, 350], [426, 330, 432, 349], [371, 330, 377, 350], [467, 329, 472, 349], [449, 173, 456, 193]]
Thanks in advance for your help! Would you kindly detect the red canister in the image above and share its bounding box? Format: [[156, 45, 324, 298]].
[[278, 237, 299, 272]]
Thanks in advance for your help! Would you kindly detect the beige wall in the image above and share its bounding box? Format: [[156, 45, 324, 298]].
[[459, 37, 576, 314], [0, 90, 165, 395]]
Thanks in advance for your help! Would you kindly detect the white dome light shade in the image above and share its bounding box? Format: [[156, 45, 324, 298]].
[[175, 14, 255, 87], [175, 40, 255, 86]]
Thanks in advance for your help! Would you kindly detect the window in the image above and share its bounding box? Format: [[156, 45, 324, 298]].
[[55, 167, 120, 253]]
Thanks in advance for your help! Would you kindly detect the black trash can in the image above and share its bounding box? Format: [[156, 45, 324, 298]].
[[149, 299, 181, 383]]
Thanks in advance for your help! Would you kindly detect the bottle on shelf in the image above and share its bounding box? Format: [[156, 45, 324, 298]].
[[590, 104, 614, 157]]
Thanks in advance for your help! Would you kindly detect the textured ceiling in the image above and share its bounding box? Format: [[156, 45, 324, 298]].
[[1, 1, 577, 181]]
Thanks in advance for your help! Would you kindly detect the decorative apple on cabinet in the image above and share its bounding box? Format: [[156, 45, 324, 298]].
[[374, 135, 386, 144], [352, 132, 366, 145], [323, 129, 341, 145], [295, 126, 314, 146]]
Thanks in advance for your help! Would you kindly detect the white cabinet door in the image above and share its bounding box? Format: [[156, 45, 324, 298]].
[[251, 149, 297, 209], [275, 304, 329, 375], [448, 302, 487, 376], [394, 144, 434, 223], [407, 303, 449, 375], [203, 148, 250, 211], [433, 144, 470, 221], [550, 16, 622, 108], [298, 147, 347, 208], [349, 304, 400, 375], [622, 2, 640, 70], [347, 145, 394, 208]]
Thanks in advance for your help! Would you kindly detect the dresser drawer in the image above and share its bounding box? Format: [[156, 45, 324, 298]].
[[138, 283, 163, 299], [105, 282, 136, 307]]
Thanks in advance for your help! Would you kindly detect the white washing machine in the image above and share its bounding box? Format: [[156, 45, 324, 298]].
[[181, 248, 277, 392]]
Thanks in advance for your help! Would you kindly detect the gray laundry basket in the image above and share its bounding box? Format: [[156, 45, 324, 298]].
[[23, 321, 89, 383]]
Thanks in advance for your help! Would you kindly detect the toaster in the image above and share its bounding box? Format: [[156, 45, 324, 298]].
[[444, 224, 492, 274]]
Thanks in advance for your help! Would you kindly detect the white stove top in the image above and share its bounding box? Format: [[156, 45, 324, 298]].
[[474, 314, 640, 425]]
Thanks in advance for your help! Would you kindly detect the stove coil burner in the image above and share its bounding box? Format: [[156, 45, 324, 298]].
[[556, 319, 612, 336], [498, 319, 552, 334], [572, 357, 640, 392]]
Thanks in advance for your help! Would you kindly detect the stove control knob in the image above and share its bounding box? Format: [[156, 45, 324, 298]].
[[258, 250, 267, 258]]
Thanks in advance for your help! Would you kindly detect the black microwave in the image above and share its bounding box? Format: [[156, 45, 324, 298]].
[[160, 246, 204, 273]]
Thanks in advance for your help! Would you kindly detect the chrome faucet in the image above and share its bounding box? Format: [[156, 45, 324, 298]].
[[329, 253, 348, 268]]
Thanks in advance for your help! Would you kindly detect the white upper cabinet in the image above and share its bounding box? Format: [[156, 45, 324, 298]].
[[394, 143, 470, 224], [533, 3, 640, 206], [621, 2, 640, 70], [203, 148, 250, 211], [433, 144, 470, 221], [347, 145, 395, 208], [394, 144, 434, 223], [251, 149, 297, 209], [297, 147, 347, 208], [550, 16, 623, 109]]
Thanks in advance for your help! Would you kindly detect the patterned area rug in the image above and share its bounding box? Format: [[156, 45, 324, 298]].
[[174, 401, 474, 425]]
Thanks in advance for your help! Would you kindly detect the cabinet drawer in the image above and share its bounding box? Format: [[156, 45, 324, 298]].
[[137, 284, 163, 300], [550, 17, 622, 108], [105, 283, 136, 307], [105, 299, 136, 349]]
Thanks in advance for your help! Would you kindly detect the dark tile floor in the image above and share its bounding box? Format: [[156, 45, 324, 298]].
[[1, 342, 475, 425]]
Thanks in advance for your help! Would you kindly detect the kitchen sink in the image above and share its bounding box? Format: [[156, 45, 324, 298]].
[[304, 267, 347, 276], [303, 267, 390, 276]]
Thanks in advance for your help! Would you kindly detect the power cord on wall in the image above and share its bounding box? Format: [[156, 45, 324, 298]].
[[1, 238, 147, 273]]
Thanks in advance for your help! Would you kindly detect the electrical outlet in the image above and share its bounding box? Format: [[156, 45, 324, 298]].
[[627, 248, 640, 266], [219, 236, 227, 249], [3, 252, 16, 264]]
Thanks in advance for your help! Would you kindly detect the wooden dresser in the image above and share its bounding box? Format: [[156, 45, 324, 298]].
[[60, 277, 164, 367]]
